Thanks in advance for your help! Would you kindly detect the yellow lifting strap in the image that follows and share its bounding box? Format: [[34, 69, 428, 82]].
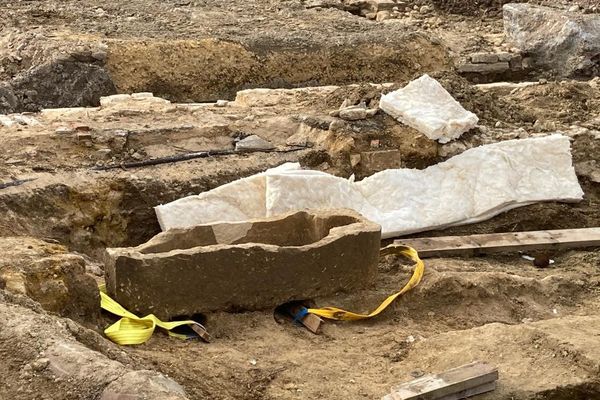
[[99, 285, 204, 345], [98, 244, 423, 343], [306, 245, 425, 321]]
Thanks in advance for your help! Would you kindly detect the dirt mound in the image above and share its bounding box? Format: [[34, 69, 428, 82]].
[[396, 315, 600, 399], [427, 0, 520, 15], [429, 71, 536, 125], [0, 59, 115, 114], [505, 81, 600, 125], [0, 29, 115, 113], [400, 270, 591, 328], [0, 237, 99, 323], [0, 290, 187, 400]]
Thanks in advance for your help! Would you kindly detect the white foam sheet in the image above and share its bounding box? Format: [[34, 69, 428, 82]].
[[379, 74, 479, 143], [155, 135, 584, 239]]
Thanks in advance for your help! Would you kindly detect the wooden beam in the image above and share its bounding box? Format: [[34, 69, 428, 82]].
[[299, 313, 323, 334], [382, 361, 498, 400], [383, 382, 496, 400], [190, 324, 211, 343], [385, 228, 600, 258], [289, 304, 323, 334]]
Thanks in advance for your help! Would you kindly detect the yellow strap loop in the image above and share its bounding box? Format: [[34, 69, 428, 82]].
[[99, 285, 200, 345], [307, 245, 424, 321]]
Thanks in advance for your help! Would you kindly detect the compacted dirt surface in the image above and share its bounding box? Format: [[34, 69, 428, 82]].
[[0, 0, 599, 399]]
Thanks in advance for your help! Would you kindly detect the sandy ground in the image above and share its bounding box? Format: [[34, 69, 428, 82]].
[[0, 0, 599, 399]]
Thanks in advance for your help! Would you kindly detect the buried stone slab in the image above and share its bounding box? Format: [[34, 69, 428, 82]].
[[104, 210, 381, 319], [101, 370, 188, 400]]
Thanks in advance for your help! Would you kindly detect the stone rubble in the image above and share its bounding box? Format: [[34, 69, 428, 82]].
[[235, 134, 275, 151], [504, 3, 600, 77], [457, 51, 526, 79]]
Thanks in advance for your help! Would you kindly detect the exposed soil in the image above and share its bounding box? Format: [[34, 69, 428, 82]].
[[505, 81, 600, 125], [124, 250, 600, 400], [0, 0, 599, 400]]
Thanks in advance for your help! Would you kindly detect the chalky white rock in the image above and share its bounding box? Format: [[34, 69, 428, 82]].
[[156, 134, 583, 239], [379, 74, 479, 143]]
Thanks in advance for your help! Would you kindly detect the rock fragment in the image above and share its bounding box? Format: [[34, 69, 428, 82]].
[[470, 53, 499, 64], [376, 11, 391, 21], [101, 370, 188, 400], [0, 237, 99, 321], [504, 3, 600, 77], [359, 149, 402, 173], [0, 115, 15, 127], [339, 106, 368, 121], [331, 99, 378, 121], [235, 135, 275, 151], [458, 62, 510, 74]]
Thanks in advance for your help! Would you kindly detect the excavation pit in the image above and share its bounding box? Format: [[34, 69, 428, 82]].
[[2, 2, 600, 397]]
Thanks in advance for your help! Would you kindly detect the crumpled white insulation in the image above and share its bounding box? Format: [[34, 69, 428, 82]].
[[156, 134, 584, 239]]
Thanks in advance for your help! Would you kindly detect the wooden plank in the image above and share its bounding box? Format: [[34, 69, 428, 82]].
[[386, 382, 496, 400], [299, 313, 323, 334], [384, 361, 498, 400], [434, 382, 496, 400], [190, 324, 211, 343], [287, 304, 323, 334], [389, 228, 600, 258]]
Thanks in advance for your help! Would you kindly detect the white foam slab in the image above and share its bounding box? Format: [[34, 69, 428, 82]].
[[155, 135, 583, 239]]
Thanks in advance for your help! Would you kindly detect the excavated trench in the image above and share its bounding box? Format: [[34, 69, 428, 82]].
[[2, 137, 599, 389], [1, 147, 599, 259], [1, 6, 600, 399], [0, 31, 450, 114], [1, 109, 598, 258], [1, 74, 600, 399]]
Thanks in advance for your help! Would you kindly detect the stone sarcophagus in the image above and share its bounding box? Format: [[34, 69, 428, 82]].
[[104, 209, 381, 319]]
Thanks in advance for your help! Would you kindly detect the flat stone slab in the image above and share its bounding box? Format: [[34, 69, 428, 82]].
[[457, 61, 510, 74], [104, 210, 381, 319], [155, 135, 583, 239]]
